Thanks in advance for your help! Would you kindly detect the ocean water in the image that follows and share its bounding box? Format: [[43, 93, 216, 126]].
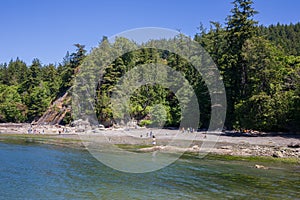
[[0, 142, 299, 200]]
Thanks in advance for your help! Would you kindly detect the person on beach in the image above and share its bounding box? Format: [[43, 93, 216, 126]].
[[152, 135, 156, 145]]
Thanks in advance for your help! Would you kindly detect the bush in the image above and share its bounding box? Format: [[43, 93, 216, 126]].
[[139, 120, 152, 127]]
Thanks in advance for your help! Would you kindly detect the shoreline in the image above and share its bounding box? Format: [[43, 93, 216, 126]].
[[0, 134, 299, 165], [0, 123, 299, 161]]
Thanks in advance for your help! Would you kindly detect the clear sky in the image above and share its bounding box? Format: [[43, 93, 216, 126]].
[[1, 0, 299, 65]]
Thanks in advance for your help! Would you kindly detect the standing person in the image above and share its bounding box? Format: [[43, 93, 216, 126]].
[[152, 135, 156, 145]]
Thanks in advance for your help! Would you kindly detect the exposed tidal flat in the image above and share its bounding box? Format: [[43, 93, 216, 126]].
[[0, 123, 299, 159]]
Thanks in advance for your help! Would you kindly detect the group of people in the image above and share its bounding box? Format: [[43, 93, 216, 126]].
[[27, 126, 44, 134], [142, 131, 156, 145], [58, 127, 70, 134], [27, 125, 69, 135], [181, 127, 195, 133]]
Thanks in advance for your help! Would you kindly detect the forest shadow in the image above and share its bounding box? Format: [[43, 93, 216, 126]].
[[221, 131, 300, 139]]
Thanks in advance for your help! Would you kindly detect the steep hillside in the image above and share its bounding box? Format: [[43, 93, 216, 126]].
[[34, 92, 71, 125]]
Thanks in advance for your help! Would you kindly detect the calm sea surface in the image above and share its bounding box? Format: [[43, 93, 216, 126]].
[[0, 142, 299, 200]]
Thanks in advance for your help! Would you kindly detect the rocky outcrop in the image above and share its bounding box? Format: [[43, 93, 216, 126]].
[[273, 151, 284, 158], [214, 144, 300, 158], [138, 145, 201, 153], [34, 92, 71, 125]]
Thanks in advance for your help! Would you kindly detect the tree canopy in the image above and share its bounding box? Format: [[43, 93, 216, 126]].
[[0, 0, 299, 132]]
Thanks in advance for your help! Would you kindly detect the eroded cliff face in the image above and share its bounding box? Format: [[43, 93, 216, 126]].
[[34, 92, 71, 125]]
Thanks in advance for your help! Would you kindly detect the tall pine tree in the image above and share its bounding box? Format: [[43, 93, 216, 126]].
[[221, 0, 258, 129]]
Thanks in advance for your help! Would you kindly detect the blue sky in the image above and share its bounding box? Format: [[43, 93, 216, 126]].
[[1, 0, 299, 65]]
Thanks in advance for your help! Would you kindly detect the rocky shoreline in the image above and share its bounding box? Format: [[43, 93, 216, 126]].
[[134, 141, 300, 159], [0, 123, 299, 160]]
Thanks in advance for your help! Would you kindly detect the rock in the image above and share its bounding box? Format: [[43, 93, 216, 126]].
[[71, 119, 90, 127], [255, 164, 268, 169], [75, 128, 85, 132], [220, 146, 232, 149], [287, 143, 300, 148], [139, 146, 164, 152], [273, 151, 284, 158], [35, 92, 71, 125], [191, 145, 200, 150]]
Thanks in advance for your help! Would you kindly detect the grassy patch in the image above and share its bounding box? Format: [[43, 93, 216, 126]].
[[0, 134, 82, 146], [115, 144, 153, 152], [107, 144, 300, 164], [181, 152, 300, 164]]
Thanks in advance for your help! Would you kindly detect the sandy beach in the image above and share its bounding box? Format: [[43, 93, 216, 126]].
[[0, 123, 299, 159]]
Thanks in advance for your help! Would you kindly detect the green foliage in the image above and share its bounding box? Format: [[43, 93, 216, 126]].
[[234, 37, 300, 131], [235, 92, 292, 131], [0, 44, 86, 123], [149, 104, 168, 127], [194, 0, 299, 131], [258, 22, 300, 56], [59, 44, 86, 94], [96, 92, 114, 127], [6, 58, 28, 85], [26, 82, 52, 121], [91, 40, 205, 128], [0, 85, 27, 122], [60, 111, 72, 125], [221, 0, 258, 129], [0, 0, 299, 133], [138, 120, 152, 127], [41, 64, 61, 98]]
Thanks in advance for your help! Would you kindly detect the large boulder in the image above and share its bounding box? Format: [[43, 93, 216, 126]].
[[70, 119, 90, 127], [273, 151, 284, 158]]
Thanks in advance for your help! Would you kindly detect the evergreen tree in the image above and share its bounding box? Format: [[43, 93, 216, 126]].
[[0, 85, 27, 122], [6, 58, 28, 85], [222, 0, 258, 129], [59, 44, 87, 94], [20, 58, 42, 93], [41, 64, 61, 99], [235, 37, 289, 130], [259, 23, 300, 55]]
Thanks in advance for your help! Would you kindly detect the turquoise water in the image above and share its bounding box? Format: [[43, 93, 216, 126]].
[[0, 143, 299, 200]]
